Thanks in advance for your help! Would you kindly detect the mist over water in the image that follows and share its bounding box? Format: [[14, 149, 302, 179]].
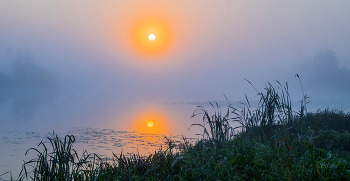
[[1, 0, 350, 178]]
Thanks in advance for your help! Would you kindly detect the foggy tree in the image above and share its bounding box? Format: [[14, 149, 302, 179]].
[[12, 51, 58, 88], [311, 48, 350, 92], [0, 51, 59, 119], [0, 51, 58, 89], [313, 48, 338, 73]]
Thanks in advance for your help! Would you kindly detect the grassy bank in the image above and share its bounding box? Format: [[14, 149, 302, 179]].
[[4, 78, 350, 180]]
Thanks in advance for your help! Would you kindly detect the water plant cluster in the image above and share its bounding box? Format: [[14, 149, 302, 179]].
[[2, 76, 350, 180]]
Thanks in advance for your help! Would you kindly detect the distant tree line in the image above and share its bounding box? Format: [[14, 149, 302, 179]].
[[0, 51, 58, 89]]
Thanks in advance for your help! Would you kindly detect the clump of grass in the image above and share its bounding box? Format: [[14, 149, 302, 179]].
[[190, 102, 234, 147], [96, 136, 187, 180], [184, 75, 350, 180], [18, 135, 101, 181]]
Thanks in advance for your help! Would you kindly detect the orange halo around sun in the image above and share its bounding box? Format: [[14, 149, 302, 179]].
[[129, 17, 172, 56]]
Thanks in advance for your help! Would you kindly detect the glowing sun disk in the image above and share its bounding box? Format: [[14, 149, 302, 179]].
[[147, 120, 154, 127], [128, 17, 172, 56], [149, 34, 156, 41]]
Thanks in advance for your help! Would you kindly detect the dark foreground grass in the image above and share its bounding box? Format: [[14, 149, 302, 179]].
[[4, 78, 350, 180]]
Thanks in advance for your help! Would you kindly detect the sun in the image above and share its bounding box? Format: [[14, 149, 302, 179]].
[[149, 34, 156, 41], [128, 17, 172, 56], [147, 120, 154, 127]]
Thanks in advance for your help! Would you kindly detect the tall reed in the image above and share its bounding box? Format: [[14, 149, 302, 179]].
[[18, 135, 100, 181], [191, 76, 304, 143], [190, 102, 234, 146]]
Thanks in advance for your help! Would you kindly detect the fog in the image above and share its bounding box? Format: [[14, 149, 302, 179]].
[[0, 1, 350, 134]]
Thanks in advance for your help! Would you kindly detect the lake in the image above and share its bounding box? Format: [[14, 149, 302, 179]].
[[0, 88, 350, 178]]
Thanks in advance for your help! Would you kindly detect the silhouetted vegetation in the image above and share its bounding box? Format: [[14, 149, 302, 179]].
[[3, 76, 350, 180]]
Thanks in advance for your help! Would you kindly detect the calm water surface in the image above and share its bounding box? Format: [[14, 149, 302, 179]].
[[0, 89, 349, 178]]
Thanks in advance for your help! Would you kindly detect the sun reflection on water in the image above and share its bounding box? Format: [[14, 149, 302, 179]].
[[129, 109, 170, 135]]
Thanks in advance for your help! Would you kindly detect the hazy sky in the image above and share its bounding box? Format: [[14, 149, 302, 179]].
[[1, 1, 350, 134]]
